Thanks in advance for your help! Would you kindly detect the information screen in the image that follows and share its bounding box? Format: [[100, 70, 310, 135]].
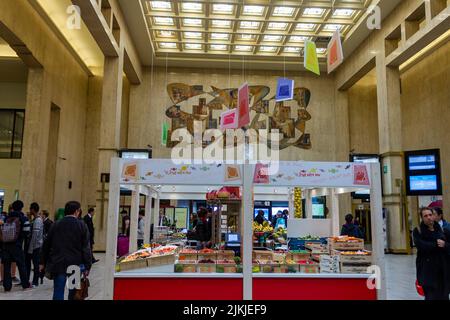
[[312, 204, 325, 218], [254, 208, 270, 220], [121, 151, 150, 159], [408, 155, 436, 171], [409, 175, 438, 191]]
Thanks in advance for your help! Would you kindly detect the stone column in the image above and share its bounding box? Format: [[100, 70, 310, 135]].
[[375, 54, 407, 253], [95, 40, 125, 251], [20, 68, 52, 211]]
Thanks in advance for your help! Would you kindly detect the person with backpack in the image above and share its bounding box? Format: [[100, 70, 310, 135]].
[[26, 203, 44, 287], [40, 201, 92, 300], [194, 208, 210, 250], [340, 214, 363, 239], [0, 200, 32, 292], [413, 207, 450, 300]]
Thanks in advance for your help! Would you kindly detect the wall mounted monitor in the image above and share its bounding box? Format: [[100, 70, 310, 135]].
[[405, 149, 442, 196], [119, 148, 152, 159], [254, 208, 270, 221]]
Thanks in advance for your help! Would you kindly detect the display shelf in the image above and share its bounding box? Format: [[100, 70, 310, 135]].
[[114, 272, 244, 278], [252, 273, 371, 279]]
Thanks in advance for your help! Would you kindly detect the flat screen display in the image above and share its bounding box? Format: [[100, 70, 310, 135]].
[[271, 207, 289, 217], [312, 204, 325, 218], [254, 208, 270, 221], [226, 233, 240, 242], [121, 151, 150, 159], [409, 175, 438, 191], [408, 155, 436, 171]]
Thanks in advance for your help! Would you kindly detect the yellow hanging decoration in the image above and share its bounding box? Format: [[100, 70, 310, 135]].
[[294, 187, 303, 218]]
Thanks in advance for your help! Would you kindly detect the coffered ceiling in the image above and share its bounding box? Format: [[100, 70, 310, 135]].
[[142, 0, 372, 58]]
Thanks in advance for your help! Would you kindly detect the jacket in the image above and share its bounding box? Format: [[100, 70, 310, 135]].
[[41, 215, 92, 274], [413, 222, 450, 291], [43, 217, 53, 239], [341, 223, 363, 238], [195, 219, 210, 242], [83, 214, 95, 245], [28, 216, 44, 253]]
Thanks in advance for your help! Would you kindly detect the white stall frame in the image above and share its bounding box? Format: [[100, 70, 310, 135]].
[[104, 158, 385, 300]]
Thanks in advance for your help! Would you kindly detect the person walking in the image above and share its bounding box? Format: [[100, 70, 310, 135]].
[[413, 207, 450, 300], [0, 200, 31, 292], [26, 203, 43, 287], [40, 201, 92, 300], [0, 211, 7, 285], [137, 210, 145, 249], [42, 210, 53, 240], [433, 207, 449, 232], [194, 208, 210, 250], [83, 208, 99, 264]]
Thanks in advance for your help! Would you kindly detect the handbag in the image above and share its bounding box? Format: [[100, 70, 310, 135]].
[[73, 274, 90, 300]]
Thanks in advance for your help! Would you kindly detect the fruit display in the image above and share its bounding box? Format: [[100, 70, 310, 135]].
[[252, 221, 274, 233], [273, 227, 287, 242], [171, 232, 187, 239], [328, 236, 364, 251], [298, 235, 321, 241], [294, 187, 303, 218]]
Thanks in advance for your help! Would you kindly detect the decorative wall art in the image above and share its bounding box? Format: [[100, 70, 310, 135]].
[[164, 83, 313, 150]]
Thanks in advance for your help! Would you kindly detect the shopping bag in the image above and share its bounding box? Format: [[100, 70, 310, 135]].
[[73, 275, 90, 300]]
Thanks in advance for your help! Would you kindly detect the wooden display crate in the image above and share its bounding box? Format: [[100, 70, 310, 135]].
[[273, 253, 286, 263], [305, 242, 329, 254], [253, 250, 274, 261], [340, 264, 370, 274], [273, 264, 288, 273], [178, 252, 198, 261], [288, 252, 311, 262], [298, 263, 320, 274], [197, 252, 218, 261], [331, 250, 372, 265], [260, 264, 274, 273], [216, 263, 238, 273], [118, 258, 148, 271], [147, 253, 176, 266], [328, 238, 364, 251], [181, 262, 197, 273], [197, 263, 216, 273], [217, 250, 235, 260]]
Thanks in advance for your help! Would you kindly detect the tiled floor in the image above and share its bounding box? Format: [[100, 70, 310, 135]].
[[0, 253, 424, 300]]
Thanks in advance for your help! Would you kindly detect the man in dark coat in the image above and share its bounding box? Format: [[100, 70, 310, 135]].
[[40, 201, 92, 300], [413, 207, 450, 300], [83, 208, 99, 263], [341, 214, 363, 238]]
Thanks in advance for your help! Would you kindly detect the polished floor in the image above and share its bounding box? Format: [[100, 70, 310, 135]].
[[0, 253, 423, 300]]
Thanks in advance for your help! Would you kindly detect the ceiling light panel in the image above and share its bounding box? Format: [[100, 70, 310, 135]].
[[145, 0, 369, 57]]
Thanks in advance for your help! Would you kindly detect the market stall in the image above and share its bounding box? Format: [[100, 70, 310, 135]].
[[104, 158, 385, 300]]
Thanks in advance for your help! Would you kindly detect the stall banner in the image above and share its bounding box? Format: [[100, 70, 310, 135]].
[[253, 163, 270, 184], [120, 159, 243, 186], [327, 30, 344, 74], [304, 40, 320, 76], [237, 82, 250, 128], [275, 78, 294, 102], [249, 162, 371, 188], [220, 108, 238, 130]]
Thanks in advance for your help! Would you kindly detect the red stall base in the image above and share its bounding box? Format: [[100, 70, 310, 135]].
[[114, 277, 243, 300], [253, 277, 377, 300]]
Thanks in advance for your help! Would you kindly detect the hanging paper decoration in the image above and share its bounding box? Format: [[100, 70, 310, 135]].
[[294, 187, 303, 218], [304, 40, 320, 76], [253, 163, 270, 184], [161, 122, 169, 146], [327, 30, 344, 74], [220, 108, 238, 130], [275, 78, 294, 102], [237, 82, 250, 128]]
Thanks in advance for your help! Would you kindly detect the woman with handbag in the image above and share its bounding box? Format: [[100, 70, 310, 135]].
[[413, 207, 450, 300]]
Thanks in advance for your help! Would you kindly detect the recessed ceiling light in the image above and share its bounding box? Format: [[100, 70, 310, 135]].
[[211, 33, 229, 40], [240, 21, 260, 29], [267, 22, 288, 30], [154, 17, 174, 25], [263, 35, 282, 42], [290, 35, 309, 42], [333, 9, 355, 17], [296, 23, 316, 31], [184, 32, 202, 39], [259, 46, 277, 52], [243, 5, 265, 16], [235, 45, 252, 51], [181, 2, 202, 12], [185, 43, 202, 50], [213, 4, 234, 14], [159, 42, 177, 49], [239, 34, 255, 41], [303, 8, 325, 16], [324, 24, 343, 31], [212, 20, 232, 28], [316, 48, 327, 54], [284, 47, 301, 53], [210, 44, 228, 51], [150, 1, 171, 11], [158, 30, 174, 37], [184, 18, 203, 26], [273, 6, 295, 16]]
